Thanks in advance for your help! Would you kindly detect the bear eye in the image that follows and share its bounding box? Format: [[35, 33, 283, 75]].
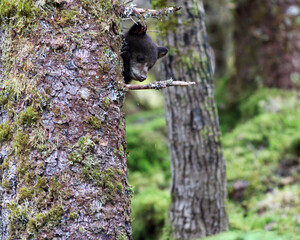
[[137, 55, 145, 63]]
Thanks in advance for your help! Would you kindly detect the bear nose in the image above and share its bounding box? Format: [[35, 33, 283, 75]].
[[140, 75, 147, 81]]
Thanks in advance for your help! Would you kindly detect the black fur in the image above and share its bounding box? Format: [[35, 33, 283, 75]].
[[122, 23, 168, 83]]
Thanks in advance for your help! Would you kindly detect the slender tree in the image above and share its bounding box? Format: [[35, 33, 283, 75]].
[[234, 0, 300, 92], [0, 1, 132, 239], [152, 0, 229, 239]]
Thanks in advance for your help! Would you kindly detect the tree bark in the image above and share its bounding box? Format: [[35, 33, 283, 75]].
[[234, 0, 300, 91], [203, 0, 233, 77], [0, 1, 131, 239], [153, 0, 229, 239]]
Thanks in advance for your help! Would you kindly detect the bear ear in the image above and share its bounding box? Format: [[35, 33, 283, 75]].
[[157, 46, 168, 59], [128, 22, 147, 36]]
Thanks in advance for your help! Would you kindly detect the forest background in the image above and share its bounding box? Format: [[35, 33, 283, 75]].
[[126, 0, 300, 239]]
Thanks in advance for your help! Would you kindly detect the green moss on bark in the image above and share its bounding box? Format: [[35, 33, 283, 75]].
[[0, 122, 12, 142], [26, 205, 64, 235], [88, 116, 102, 129], [56, 9, 80, 25], [13, 130, 29, 154], [17, 106, 39, 126], [68, 137, 124, 201], [69, 211, 78, 221], [103, 97, 110, 108], [6, 202, 30, 235], [34, 176, 47, 193], [18, 186, 32, 202], [2, 177, 12, 190], [1, 0, 127, 238], [0, 0, 37, 20], [151, 0, 180, 37]]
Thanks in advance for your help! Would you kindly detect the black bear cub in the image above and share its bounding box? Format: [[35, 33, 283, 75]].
[[122, 23, 168, 84]]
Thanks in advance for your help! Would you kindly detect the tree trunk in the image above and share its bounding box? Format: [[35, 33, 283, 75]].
[[203, 0, 233, 77], [153, 0, 229, 239], [234, 0, 300, 91], [0, 1, 131, 239]]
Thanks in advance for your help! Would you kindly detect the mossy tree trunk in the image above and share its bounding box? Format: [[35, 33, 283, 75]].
[[233, 0, 300, 92], [0, 1, 131, 239], [153, 0, 229, 239]]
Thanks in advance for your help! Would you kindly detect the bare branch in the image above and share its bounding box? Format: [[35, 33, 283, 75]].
[[120, 5, 181, 19], [125, 79, 195, 90]]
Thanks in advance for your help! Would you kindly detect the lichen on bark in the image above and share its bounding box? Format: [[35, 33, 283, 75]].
[[153, 0, 229, 239], [0, 0, 131, 239]]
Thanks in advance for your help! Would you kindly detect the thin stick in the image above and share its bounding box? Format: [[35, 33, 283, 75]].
[[120, 6, 181, 19], [133, 6, 181, 16], [126, 79, 195, 90]]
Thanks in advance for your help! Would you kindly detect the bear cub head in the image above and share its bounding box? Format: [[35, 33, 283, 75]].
[[122, 23, 168, 83]]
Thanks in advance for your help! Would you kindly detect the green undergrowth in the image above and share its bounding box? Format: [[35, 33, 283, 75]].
[[204, 184, 300, 240], [224, 88, 300, 190], [224, 111, 300, 184], [239, 88, 300, 120], [224, 185, 300, 239], [126, 109, 170, 176], [126, 88, 300, 240], [132, 187, 170, 240], [203, 229, 295, 240], [218, 88, 300, 240], [215, 76, 241, 133], [126, 109, 171, 240]]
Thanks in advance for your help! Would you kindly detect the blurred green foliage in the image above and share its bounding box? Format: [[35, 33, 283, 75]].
[[218, 88, 300, 240], [126, 110, 170, 175], [131, 187, 170, 240], [126, 88, 300, 240], [203, 230, 292, 240], [126, 109, 171, 240]]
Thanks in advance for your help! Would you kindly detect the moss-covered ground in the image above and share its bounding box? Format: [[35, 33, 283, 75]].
[[126, 88, 300, 240]]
